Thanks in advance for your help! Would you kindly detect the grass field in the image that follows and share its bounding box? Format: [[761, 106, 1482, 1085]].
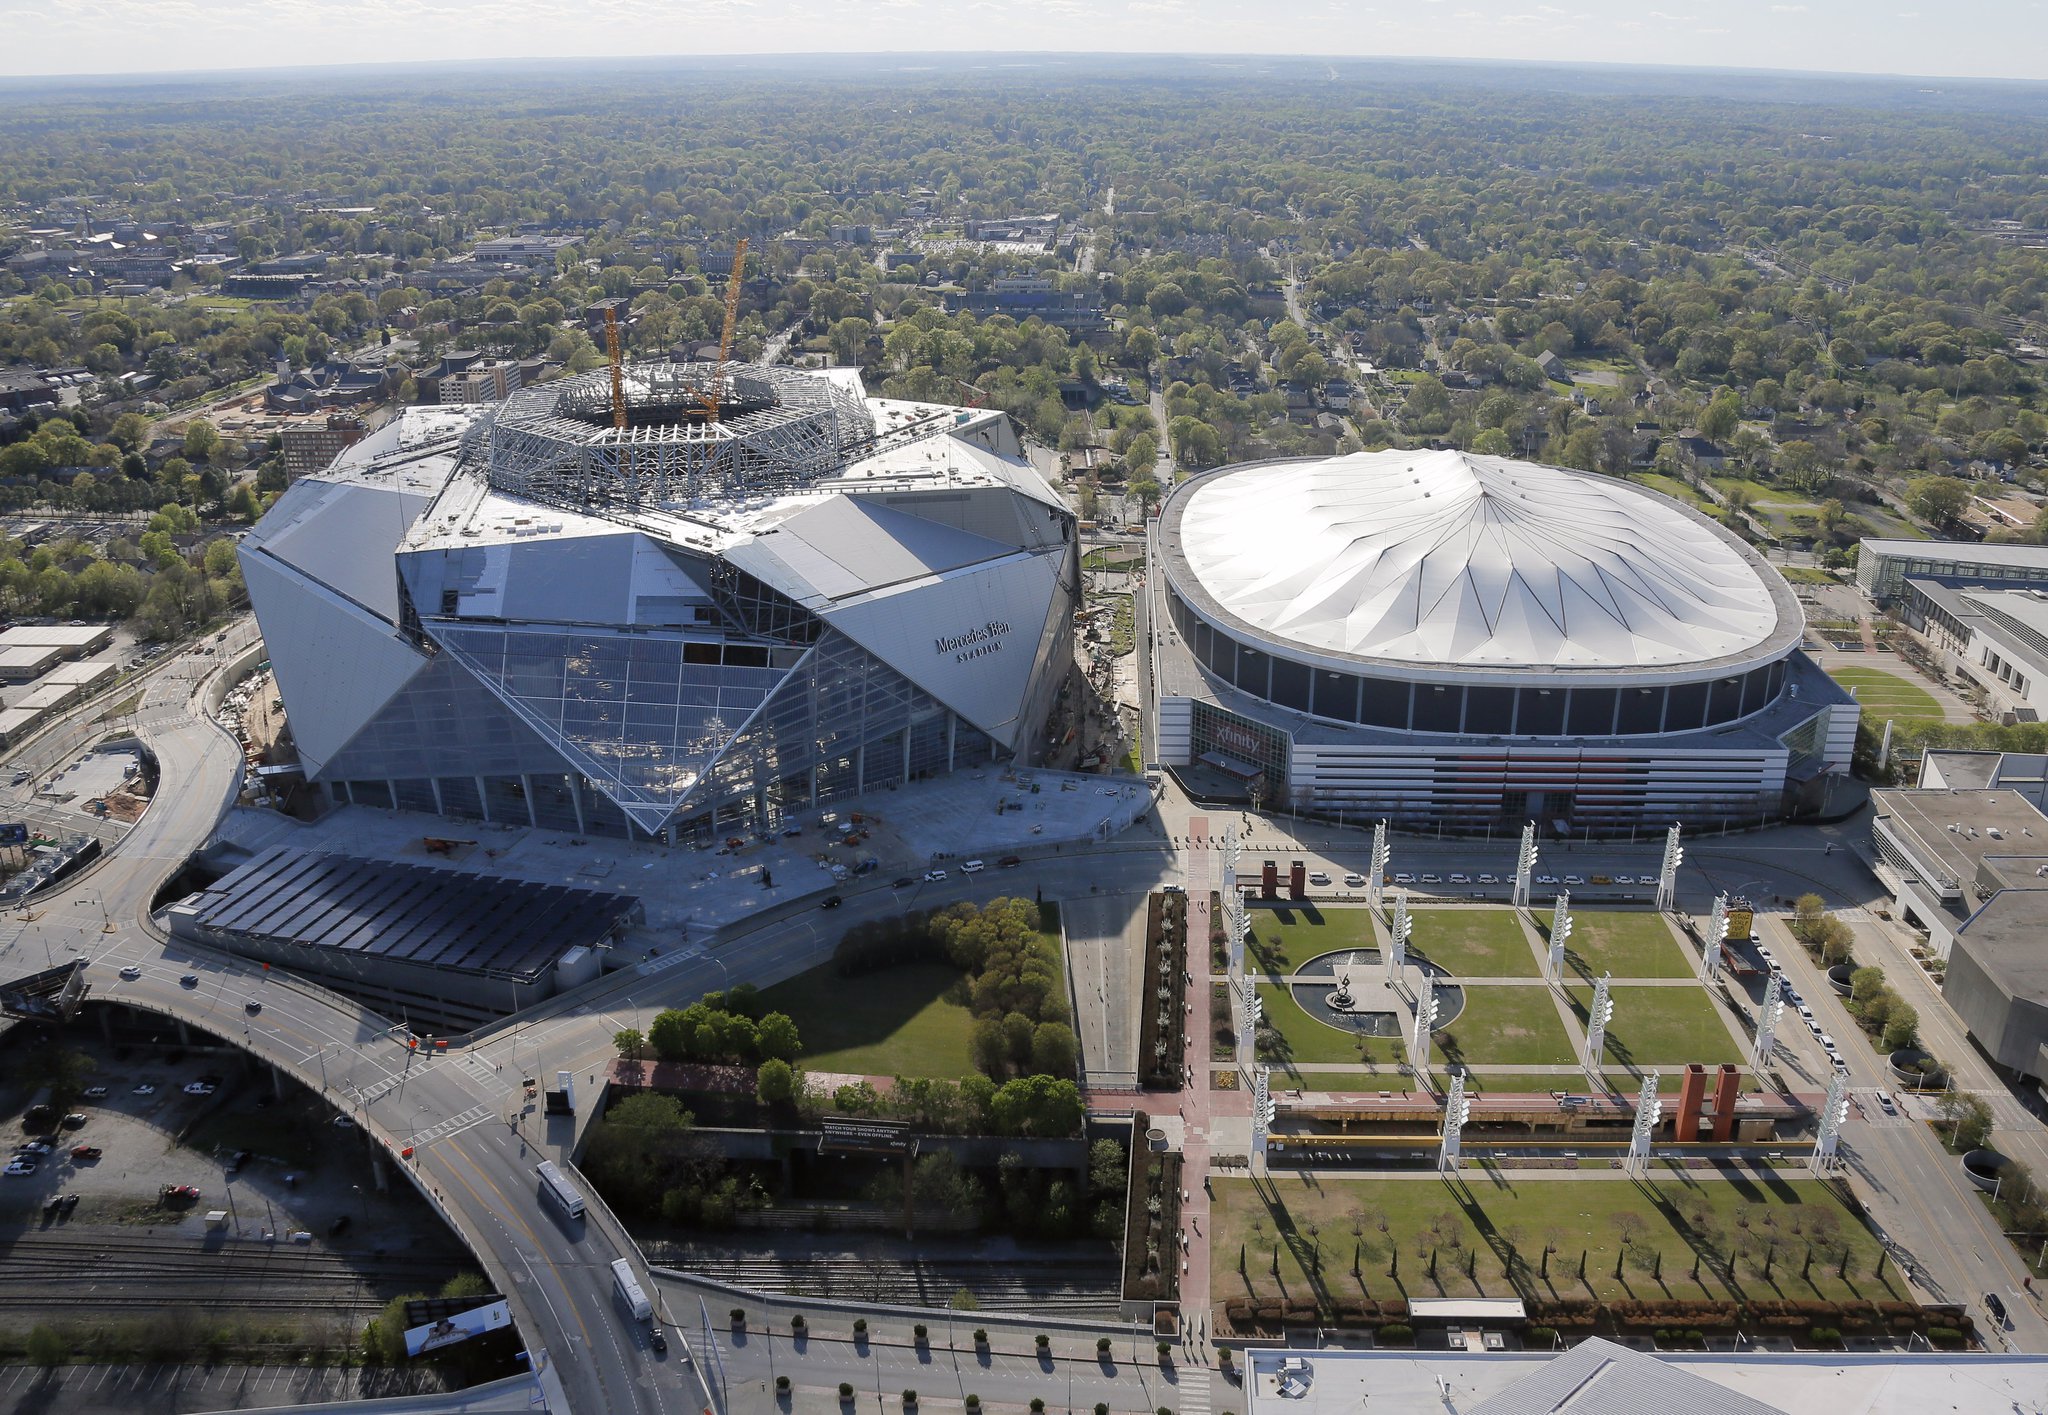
[[1255, 981, 1385, 1069], [1211, 1173, 1893, 1313], [1412, 910, 1541, 978], [756, 962, 977, 1078], [1433, 987, 1578, 1067], [1553, 910, 1693, 979], [1630, 473, 1715, 510], [1566, 984, 1744, 1066], [1247, 908, 1379, 979], [1827, 665, 1944, 727]]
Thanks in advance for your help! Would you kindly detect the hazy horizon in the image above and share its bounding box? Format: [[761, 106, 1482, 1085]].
[[1, 1, 2044, 86]]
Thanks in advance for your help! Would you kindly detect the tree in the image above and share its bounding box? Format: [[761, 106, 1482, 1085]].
[[1128, 477, 1162, 515], [1819, 916, 1855, 966], [757, 1012, 802, 1062], [1698, 392, 1740, 443], [1907, 475, 1970, 529], [1030, 1022, 1079, 1078], [181, 418, 221, 462], [648, 1007, 691, 1061], [25, 1324, 65, 1368], [109, 411, 154, 454], [1881, 1003, 1920, 1052], [613, 1028, 646, 1060], [989, 1074, 1083, 1136], [1848, 966, 1886, 1006], [756, 1058, 800, 1105]]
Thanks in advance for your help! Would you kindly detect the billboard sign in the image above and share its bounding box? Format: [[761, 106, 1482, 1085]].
[[404, 1299, 511, 1357]]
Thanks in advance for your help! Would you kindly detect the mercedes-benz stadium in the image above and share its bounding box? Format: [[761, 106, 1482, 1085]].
[[239, 362, 1078, 842], [1149, 449, 1859, 834]]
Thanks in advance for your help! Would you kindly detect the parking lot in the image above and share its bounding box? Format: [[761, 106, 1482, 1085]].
[[1, 1012, 465, 1260]]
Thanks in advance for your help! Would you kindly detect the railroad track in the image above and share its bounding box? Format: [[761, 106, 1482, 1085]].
[[652, 1251, 1123, 1317]]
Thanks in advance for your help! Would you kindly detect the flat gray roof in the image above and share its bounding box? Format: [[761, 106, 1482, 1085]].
[[1865, 538, 2048, 568], [1956, 887, 2048, 1002], [1871, 787, 2048, 888], [182, 845, 639, 984]]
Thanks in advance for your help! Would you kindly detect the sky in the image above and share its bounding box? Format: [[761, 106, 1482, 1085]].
[[0, 0, 2044, 83]]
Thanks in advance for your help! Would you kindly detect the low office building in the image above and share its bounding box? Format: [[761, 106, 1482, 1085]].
[[164, 845, 638, 1031], [1869, 783, 2048, 957], [0, 624, 113, 658], [281, 414, 368, 482], [0, 644, 64, 683], [1943, 885, 2048, 1087], [1902, 579, 2048, 722], [1858, 536, 2048, 604]]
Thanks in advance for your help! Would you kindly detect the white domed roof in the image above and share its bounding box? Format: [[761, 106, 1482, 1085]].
[[1173, 449, 1790, 671]]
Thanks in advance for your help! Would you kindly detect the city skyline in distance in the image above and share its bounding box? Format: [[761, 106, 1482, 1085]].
[[0, 0, 2045, 85]]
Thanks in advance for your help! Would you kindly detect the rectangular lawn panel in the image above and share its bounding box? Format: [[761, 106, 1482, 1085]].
[[754, 961, 976, 1079], [1210, 1174, 1892, 1313], [1557, 910, 1693, 979], [1825, 666, 1943, 726], [1254, 981, 1378, 1069], [1246, 907, 1380, 979], [1566, 984, 1744, 1066], [1432, 986, 1578, 1067], [1411, 909, 1541, 978]]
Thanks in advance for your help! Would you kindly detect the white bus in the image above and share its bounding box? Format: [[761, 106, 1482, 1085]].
[[611, 1257, 652, 1321], [535, 1160, 585, 1219]]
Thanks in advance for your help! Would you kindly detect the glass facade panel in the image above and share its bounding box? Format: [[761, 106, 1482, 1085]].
[[437, 776, 483, 820], [1465, 686, 1513, 735], [1567, 687, 1619, 737], [1361, 677, 1411, 729], [1707, 675, 1744, 725], [1269, 657, 1311, 712], [392, 779, 437, 813], [1517, 688, 1565, 736], [1313, 671, 1359, 724], [1421, 684, 1464, 732], [1666, 680, 1709, 732], [1617, 686, 1665, 734]]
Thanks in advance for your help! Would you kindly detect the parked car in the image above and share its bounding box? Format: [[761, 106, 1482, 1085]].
[[1343, 873, 1365, 887], [1308, 871, 1331, 886], [4, 1160, 35, 1177], [183, 1082, 216, 1096], [1478, 873, 1500, 885], [1449, 872, 1471, 884], [132, 1084, 157, 1096], [228, 1149, 252, 1173], [328, 1215, 352, 1237], [1564, 875, 1585, 886], [331, 1116, 355, 1129], [82, 1087, 108, 1100], [1393, 872, 1416, 884], [1419, 873, 1442, 885], [16, 1142, 52, 1156], [160, 1184, 200, 1201], [70, 1145, 101, 1161], [60, 1113, 86, 1128], [1536, 874, 1560, 886]]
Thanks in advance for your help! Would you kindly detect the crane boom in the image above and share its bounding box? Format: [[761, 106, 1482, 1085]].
[[603, 305, 627, 430], [703, 237, 748, 422]]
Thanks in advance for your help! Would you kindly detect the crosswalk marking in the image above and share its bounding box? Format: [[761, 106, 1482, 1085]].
[[1178, 1366, 1213, 1415]]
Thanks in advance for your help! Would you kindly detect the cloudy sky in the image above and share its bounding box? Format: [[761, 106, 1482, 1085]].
[[0, 0, 2042, 82]]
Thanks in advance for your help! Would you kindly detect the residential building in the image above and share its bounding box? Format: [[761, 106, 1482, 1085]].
[[281, 414, 369, 481]]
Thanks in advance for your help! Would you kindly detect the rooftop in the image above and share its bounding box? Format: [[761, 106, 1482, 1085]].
[[1864, 538, 2048, 568], [173, 844, 641, 984], [1871, 787, 2048, 895], [1164, 450, 1798, 677], [1247, 1340, 2048, 1415]]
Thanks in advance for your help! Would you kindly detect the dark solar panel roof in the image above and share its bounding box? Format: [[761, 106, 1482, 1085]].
[[187, 845, 638, 984]]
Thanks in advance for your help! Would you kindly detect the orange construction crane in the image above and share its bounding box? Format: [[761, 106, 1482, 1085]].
[[701, 236, 748, 422], [603, 304, 627, 430]]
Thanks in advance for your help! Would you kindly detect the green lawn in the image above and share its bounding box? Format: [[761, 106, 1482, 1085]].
[[756, 962, 976, 1078], [1412, 909, 1541, 978], [1630, 473, 1715, 511], [1255, 981, 1381, 1068], [1781, 565, 1836, 585], [1566, 984, 1744, 1066], [1826, 665, 1944, 727], [1433, 987, 1579, 1067], [1552, 910, 1694, 979], [1246, 908, 1379, 979], [1211, 1173, 1894, 1314]]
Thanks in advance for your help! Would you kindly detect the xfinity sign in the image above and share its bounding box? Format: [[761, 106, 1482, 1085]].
[[936, 619, 1012, 663]]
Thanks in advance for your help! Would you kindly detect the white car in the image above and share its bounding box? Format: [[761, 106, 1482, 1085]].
[[1755, 944, 1774, 963], [332, 1116, 356, 1129], [960, 860, 984, 873], [1420, 873, 1442, 885], [1564, 875, 1585, 886], [3, 1160, 35, 1177], [1536, 874, 1560, 886], [15, 1142, 51, 1156], [1449, 872, 1470, 884], [1478, 873, 1500, 885], [82, 1087, 108, 1100], [119, 965, 142, 981], [923, 869, 947, 882], [133, 1084, 157, 1096], [1394, 872, 1416, 885], [183, 1082, 216, 1096], [1343, 873, 1365, 887], [1819, 1033, 1836, 1051], [1877, 1093, 1898, 1114], [1308, 871, 1331, 886]]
